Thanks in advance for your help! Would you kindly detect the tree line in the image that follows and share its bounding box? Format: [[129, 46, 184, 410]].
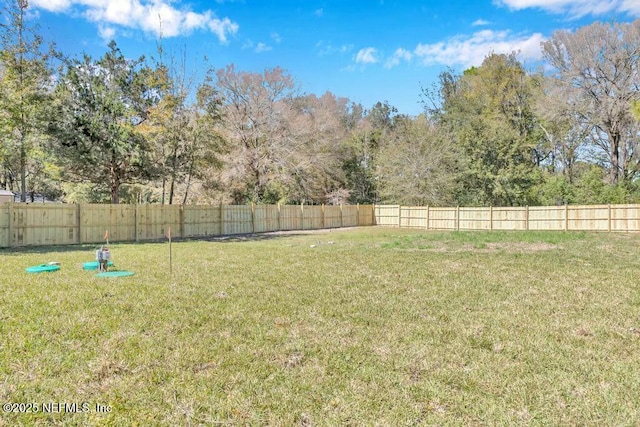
[[1, 1, 639, 206]]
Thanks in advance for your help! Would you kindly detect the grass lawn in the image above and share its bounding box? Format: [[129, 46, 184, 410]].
[[1, 227, 640, 425]]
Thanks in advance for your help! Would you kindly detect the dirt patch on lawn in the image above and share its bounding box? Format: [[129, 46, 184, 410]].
[[481, 242, 559, 252], [424, 242, 560, 253]]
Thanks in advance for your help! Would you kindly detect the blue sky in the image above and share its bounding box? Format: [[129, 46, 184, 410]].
[[24, 0, 640, 115]]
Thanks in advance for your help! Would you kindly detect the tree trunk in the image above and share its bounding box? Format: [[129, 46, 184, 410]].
[[20, 140, 26, 202], [610, 132, 620, 184], [110, 162, 120, 204]]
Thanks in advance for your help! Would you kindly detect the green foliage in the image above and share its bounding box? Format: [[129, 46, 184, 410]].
[[0, 0, 55, 200], [534, 174, 575, 205], [632, 100, 640, 121], [440, 53, 542, 206], [50, 41, 155, 203]]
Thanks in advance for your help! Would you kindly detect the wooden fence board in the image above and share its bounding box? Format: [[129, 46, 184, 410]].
[[399, 206, 428, 228], [11, 204, 78, 246], [528, 206, 564, 230], [221, 205, 253, 235], [301, 205, 324, 230], [253, 205, 280, 233], [342, 205, 358, 227], [374, 205, 399, 226], [357, 205, 374, 226], [0, 202, 8, 247], [183, 205, 222, 237], [324, 205, 342, 228], [458, 207, 490, 230], [428, 207, 457, 230]]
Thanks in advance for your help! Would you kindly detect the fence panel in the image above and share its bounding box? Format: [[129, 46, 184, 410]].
[[400, 206, 428, 228], [278, 205, 301, 231], [374, 205, 399, 226], [358, 205, 374, 226], [612, 205, 640, 232], [528, 206, 564, 230], [492, 207, 527, 230], [11, 203, 79, 246], [80, 204, 135, 243], [183, 205, 222, 237], [567, 205, 608, 231], [302, 205, 324, 230], [221, 205, 253, 235], [429, 207, 456, 230], [342, 205, 358, 227], [459, 207, 491, 230], [253, 205, 280, 233], [135, 205, 180, 241], [324, 206, 342, 228]]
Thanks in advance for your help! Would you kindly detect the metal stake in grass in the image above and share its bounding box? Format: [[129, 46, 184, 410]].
[[167, 226, 172, 275]]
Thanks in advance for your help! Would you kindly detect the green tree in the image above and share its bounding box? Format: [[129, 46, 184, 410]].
[[439, 53, 542, 206], [138, 46, 225, 205], [50, 41, 154, 203], [0, 0, 55, 200]]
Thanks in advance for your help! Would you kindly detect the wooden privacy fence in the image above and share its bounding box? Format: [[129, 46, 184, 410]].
[[4, 202, 640, 248], [374, 204, 640, 232], [0, 203, 375, 248]]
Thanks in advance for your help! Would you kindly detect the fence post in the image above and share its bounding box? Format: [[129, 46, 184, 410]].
[[564, 204, 569, 231], [219, 203, 224, 235], [426, 205, 430, 230], [76, 204, 81, 244], [340, 204, 344, 228], [397, 205, 402, 228], [134, 204, 139, 242], [456, 206, 460, 231], [180, 204, 185, 238], [608, 204, 612, 232], [525, 205, 529, 231], [251, 202, 256, 234], [489, 206, 493, 231], [277, 203, 281, 231], [356, 203, 360, 227], [321, 204, 325, 228], [7, 201, 13, 248]]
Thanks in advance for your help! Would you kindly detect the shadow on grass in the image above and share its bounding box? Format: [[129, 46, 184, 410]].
[[0, 228, 349, 255]]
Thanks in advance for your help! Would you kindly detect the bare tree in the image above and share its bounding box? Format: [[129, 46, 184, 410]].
[[376, 115, 458, 206], [284, 91, 350, 204], [214, 65, 296, 203], [542, 20, 640, 184]]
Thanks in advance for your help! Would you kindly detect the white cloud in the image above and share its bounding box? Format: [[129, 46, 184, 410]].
[[98, 24, 117, 41], [29, 0, 239, 42], [271, 32, 282, 43], [314, 8, 324, 17], [255, 42, 272, 53], [384, 48, 413, 68], [414, 29, 545, 68], [472, 19, 491, 26], [495, 0, 640, 17], [316, 41, 353, 56], [355, 47, 378, 64]]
